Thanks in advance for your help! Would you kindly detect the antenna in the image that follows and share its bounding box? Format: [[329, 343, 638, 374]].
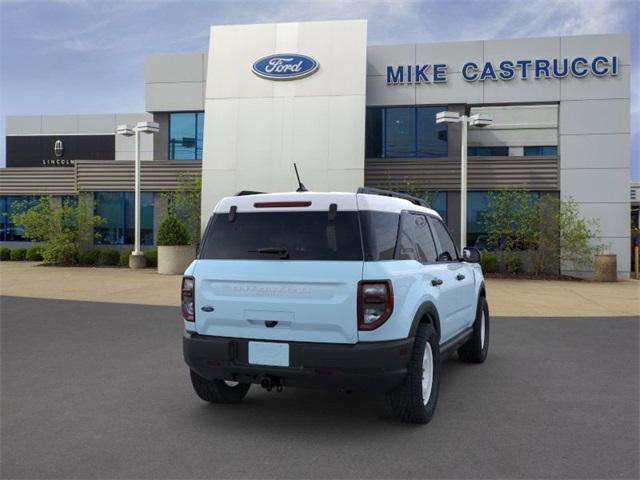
[[293, 163, 308, 192]]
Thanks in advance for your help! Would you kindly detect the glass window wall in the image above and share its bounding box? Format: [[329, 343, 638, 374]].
[[365, 106, 448, 158], [169, 112, 204, 160], [95, 192, 154, 245]]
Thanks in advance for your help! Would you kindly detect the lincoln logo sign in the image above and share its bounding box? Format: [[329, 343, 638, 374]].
[[386, 55, 620, 84], [252, 54, 319, 80], [54, 139, 64, 158]]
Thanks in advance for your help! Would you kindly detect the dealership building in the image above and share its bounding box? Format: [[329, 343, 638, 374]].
[[0, 20, 632, 277]]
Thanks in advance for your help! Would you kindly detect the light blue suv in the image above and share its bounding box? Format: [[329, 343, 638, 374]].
[[182, 188, 489, 424]]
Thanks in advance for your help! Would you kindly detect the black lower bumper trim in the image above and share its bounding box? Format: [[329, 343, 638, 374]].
[[183, 333, 414, 392]]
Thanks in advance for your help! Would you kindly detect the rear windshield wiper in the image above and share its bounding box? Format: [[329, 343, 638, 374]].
[[248, 247, 290, 259]]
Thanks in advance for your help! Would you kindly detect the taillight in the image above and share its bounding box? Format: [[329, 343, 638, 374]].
[[357, 280, 393, 330], [181, 276, 195, 322]]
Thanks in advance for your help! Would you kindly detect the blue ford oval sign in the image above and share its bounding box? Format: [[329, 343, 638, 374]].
[[252, 53, 319, 80]]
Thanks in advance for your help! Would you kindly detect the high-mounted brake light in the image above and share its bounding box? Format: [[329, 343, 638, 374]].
[[254, 201, 312, 208], [181, 276, 195, 322], [357, 280, 393, 330]]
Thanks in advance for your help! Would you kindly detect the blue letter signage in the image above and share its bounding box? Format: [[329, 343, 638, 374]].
[[252, 53, 319, 80], [386, 55, 620, 85]]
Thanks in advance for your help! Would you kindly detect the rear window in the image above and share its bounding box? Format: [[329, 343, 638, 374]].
[[199, 211, 363, 261]]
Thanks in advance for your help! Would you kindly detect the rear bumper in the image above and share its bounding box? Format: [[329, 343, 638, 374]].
[[183, 332, 414, 393]]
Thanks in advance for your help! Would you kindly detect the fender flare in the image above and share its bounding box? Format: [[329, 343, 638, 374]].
[[478, 280, 486, 299], [408, 301, 442, 341]]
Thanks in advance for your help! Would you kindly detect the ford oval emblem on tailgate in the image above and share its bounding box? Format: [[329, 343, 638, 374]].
[[201, 305, 215, 312], [252, 53, 319, 80]]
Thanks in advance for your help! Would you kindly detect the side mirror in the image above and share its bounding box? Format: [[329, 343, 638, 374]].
[[462, 247, 481, 263]]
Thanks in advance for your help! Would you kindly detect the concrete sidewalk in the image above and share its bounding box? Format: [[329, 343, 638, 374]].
[[0, 262, 638, 317]]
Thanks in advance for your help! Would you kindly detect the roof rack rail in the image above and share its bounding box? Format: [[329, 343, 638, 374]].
[[235, 190, 265, 196], [356, 187, 429, 208]]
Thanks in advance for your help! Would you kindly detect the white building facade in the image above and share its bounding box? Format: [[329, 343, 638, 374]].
[[2, 20, 632, 277]]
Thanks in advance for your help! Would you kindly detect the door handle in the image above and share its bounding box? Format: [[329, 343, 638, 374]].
[[431, 278, 443, 286], [456, 274, 466, 281]]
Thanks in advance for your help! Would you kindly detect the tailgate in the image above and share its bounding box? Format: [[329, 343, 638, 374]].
[[194, 260, 362, 344]]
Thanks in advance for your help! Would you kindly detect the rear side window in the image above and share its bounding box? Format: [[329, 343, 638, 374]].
[[429, 217, 459, 261], [359, 211, 400, 261], [396, 212, 438, 263], [199, 211, 363, 261]]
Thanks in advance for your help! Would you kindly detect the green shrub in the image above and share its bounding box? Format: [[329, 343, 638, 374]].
[[144, 249, 158, 268], [157, 214, 190, 246], [99, 249, 121, 266], [481, 253, 499, 273], [25, 246, 44, 261], [0, 248, 10, 261], [505, 254, 524, 274], [11, 195, 103, 265], [10, 248, 27, 261], [119, 250, 130, 267], [42, 244, 78, 265], [79, 249, 101, 266]]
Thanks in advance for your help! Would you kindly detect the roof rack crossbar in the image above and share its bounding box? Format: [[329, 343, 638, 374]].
[[356, 187, 429, 208]]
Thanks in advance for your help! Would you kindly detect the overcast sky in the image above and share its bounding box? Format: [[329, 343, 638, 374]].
[[1, 0, 638, 178]]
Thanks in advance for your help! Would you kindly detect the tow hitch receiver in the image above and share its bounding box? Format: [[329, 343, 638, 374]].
[[260, 376, 283, 392]]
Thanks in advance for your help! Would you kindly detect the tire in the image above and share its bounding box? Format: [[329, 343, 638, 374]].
[[189, 370, 251, 404], [386, 322, 440, 424], [458, 295, 489, 363]]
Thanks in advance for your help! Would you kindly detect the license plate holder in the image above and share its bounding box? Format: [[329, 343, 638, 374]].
[[248, 341, 290, 367]]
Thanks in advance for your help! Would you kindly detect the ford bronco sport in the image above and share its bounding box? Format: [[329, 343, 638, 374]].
[[182, 188, 489, 424]]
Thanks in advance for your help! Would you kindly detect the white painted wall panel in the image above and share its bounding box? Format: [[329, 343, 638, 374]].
[[560, 168, 629, 203], [328, 95, 366, 170], [483, 77, 561, 103], [146, 82, 205, 112], [6, 116, 42, 134], [366, 44, 415, 76], [576, 203, 629, 238], [483, 36, 561, 64], [366, 75, 414, 105], [560, 99, 629, 135], [415, 40, 483, 73], [415, 73, 483, 104], [471, 105, 558, 127], [41, 116, 78, 134], [201, 20, 367, 228], [560, 65, 630, 101], [560, 134, 629, 169], [468, 128, 557, 147], [77, 114, 116, 134]]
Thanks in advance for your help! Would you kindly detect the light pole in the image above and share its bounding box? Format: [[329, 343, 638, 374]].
[[436, 111, 492, 249], [116, 121, 159, 268]]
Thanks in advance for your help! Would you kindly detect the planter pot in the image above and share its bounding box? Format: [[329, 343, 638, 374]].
[[157, 245, 196, 275], [594, 254, 617, 282]]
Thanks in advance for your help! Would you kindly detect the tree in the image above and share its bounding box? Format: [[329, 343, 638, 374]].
[[11, 196, 104, 265], [163, 173, 201, 245], [556, 197, 605, 271], [480, 188, 537, 252], [480, 190, 605, 276]]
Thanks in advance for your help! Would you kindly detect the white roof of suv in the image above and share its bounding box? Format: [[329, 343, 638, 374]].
[[214, 191, 441, 219]]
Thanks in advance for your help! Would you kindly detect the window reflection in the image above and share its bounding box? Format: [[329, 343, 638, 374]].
[[95, 192, 154, 245], [365, 106, 448, 158], [169, 112, 204, 160]]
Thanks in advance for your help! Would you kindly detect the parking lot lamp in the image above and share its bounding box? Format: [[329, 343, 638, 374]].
[[436, 111, 492, 249], [116, 121, 159, 268]]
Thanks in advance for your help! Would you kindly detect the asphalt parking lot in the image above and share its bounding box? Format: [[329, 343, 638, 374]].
[[1, 296, 638, 479]]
